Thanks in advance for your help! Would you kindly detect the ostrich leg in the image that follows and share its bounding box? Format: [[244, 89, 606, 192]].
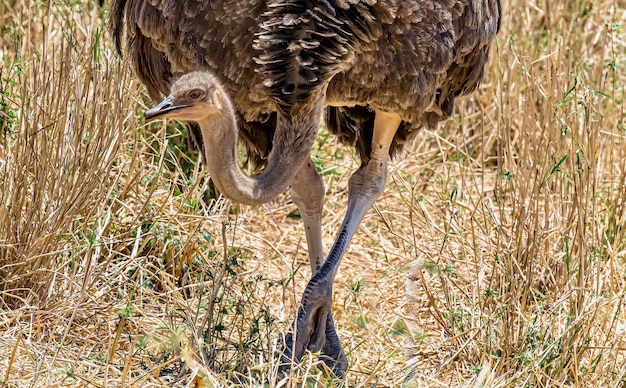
[[291, 157, 325, 273], [287, 157, 348, 373], [284, 111, 402, 376]]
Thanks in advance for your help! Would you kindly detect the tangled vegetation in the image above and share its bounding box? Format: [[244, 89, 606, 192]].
[[1, 0, 624, 386]]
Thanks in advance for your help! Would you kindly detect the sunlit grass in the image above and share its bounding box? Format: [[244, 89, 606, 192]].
[[1, 0, 625, 387]]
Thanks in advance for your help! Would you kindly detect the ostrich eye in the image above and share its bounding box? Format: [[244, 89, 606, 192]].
[[187, 89, 203, 100]]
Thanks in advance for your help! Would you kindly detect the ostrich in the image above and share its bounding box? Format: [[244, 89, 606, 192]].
[[110, 0, 501, 376]]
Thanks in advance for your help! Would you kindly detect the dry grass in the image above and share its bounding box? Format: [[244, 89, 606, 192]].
[[1, 0, 625, 387]]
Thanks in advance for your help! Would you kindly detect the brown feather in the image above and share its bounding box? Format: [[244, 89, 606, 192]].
[[108, 0, 501, 167]]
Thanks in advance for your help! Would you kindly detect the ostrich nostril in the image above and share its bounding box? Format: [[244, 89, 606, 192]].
[[144, 96, 176, 119]]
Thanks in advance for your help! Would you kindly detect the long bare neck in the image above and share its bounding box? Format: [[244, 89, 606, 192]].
[[198, 103, 320, 205]]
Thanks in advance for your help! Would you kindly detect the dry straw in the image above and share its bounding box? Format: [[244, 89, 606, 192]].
[[1, 0, 625, 387]]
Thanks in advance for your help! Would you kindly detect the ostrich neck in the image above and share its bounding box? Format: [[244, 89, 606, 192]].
[[198, 104, 320, 206]]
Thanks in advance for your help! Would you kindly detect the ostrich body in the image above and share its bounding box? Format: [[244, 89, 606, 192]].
[[113, 0, 501, 376]]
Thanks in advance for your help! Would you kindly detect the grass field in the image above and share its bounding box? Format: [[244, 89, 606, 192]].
[[1, 0, 625, 386]]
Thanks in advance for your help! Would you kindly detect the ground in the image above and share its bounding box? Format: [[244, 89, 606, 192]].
[[0, 0, 625, 387]]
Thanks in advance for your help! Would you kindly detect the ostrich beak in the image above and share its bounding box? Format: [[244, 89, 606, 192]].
[[144, 96, 189, 120]]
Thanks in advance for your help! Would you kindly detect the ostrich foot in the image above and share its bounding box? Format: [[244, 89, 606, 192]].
[[280, 277, 347, 377], [320, 313, 348, 375], [281, 315, 347, 377]]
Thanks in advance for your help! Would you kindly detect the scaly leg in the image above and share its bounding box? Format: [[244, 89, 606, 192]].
[[286, 156, 347, 373], [284, 111, 403, 377]]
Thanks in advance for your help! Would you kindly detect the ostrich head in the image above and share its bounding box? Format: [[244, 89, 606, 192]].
[[144, 71, 229, 121]]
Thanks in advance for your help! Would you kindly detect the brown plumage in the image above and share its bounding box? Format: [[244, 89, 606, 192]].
[[110, 0, 501, 377], [111, 0, 500, 167]]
